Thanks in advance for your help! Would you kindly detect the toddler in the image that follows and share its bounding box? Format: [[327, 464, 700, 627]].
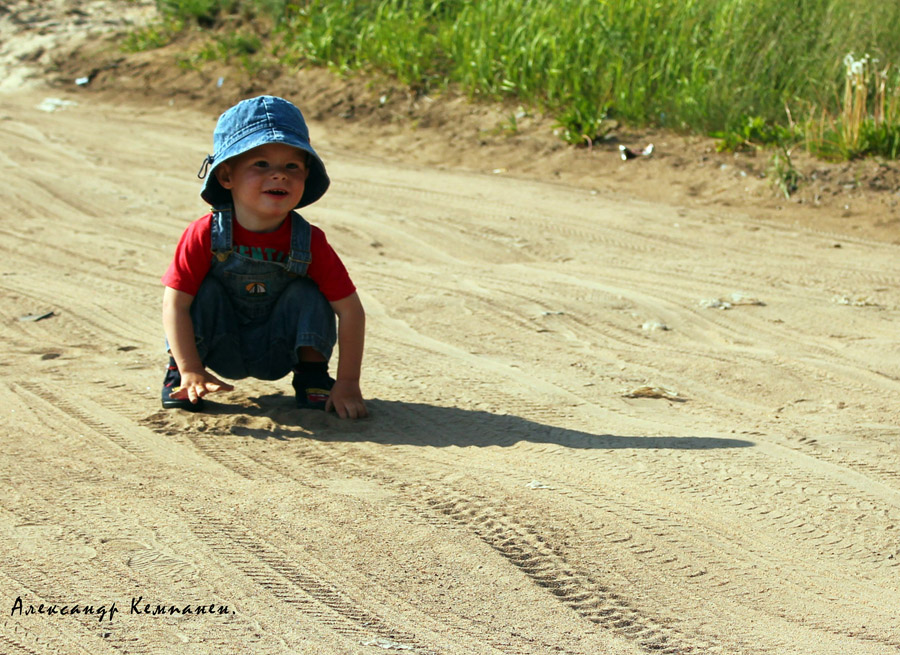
[[160, 95, 367, 419]]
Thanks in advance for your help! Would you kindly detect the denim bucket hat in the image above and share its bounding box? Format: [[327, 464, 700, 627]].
[[198, 95, 330, 209]]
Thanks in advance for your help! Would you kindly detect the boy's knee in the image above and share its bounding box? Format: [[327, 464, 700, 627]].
[[281, 277, 328, 305], [190, 276, 239, 344], [276, 278, 334, 323], [194, 276, 228, 303], [190, 276, 232, 320]]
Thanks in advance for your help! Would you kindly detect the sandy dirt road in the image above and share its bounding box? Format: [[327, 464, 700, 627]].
[[2, 25, 900, 655]]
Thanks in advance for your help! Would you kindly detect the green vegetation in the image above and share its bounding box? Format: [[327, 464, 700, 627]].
[[121, 15, 184, 52], [128, 0, 900, 163]]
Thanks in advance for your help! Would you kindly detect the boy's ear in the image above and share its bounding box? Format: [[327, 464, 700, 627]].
[[214, 164, 233, 189]]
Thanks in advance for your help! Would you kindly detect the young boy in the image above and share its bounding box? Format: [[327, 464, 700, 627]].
[[161, 95, 367, 419]]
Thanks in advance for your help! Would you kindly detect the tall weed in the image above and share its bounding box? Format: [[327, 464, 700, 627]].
[[804, 54, 900, 159]]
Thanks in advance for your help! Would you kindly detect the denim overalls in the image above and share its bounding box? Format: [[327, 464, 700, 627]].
[[190, 207, 337, 381]]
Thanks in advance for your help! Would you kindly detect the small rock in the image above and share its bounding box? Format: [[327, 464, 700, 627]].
[[641, 320, 669, 332]]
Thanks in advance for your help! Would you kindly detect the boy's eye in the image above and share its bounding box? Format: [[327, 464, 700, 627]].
[[252, 160, 269, 168]]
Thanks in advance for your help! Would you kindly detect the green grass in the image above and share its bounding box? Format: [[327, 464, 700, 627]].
[[129, 0, 900, 160], [121, 16, 184, 52]]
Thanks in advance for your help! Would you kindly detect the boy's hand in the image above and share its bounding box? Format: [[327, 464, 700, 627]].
[[170, 369, 234, 405], [326, 379, 368, 419]]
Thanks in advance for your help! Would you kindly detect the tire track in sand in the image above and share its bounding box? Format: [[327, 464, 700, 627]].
[[143, 411, 592, 655], [202, 419, 706, 655], [189, 515, 445, 655]]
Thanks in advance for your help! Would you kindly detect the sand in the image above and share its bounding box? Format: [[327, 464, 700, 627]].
[[2, 2, 899, 654]]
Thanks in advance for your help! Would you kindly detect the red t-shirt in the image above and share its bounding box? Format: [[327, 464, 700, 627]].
[[162, 213, 356, 302]]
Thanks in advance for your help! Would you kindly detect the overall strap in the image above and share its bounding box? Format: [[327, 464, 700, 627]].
[[209, 206, 234, 262], [286, 211, 312, 275]]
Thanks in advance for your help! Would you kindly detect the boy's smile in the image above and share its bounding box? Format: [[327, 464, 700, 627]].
[[215, 143, 309, 232]]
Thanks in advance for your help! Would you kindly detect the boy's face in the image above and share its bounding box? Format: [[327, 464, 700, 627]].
[[215, 143, 309, 230]]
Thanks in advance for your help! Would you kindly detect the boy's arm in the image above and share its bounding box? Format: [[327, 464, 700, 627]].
[[327, 292, 367, 419], [162, 286, 233, 404]]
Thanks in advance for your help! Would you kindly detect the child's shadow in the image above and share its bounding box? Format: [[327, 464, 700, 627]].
[[213, 395, 754, 451]]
